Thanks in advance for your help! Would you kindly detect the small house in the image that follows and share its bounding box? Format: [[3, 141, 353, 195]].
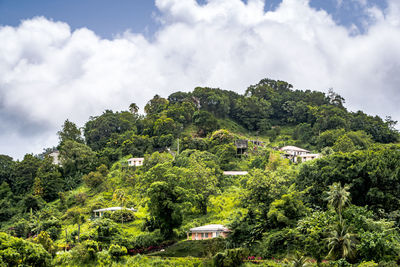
[[280, 146, 320, 163], [127, 157, 144, 167], [49, 151, 61, 165], [187, 224, 230, 240], [92, 207, 137, 218]]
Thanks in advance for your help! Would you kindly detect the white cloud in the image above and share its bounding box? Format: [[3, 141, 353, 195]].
[[1, 0, 400, 159]]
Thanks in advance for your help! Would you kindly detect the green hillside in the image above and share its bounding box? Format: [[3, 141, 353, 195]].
[[0, 78, 399, 266]]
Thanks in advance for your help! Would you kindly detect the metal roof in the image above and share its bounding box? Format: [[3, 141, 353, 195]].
[[93, 207, 137, 212], [280, 146, 310, 152], [189, 224, 230, 232]]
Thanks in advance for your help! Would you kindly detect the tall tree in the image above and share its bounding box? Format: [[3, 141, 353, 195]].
[[57, 119, 83, 147]]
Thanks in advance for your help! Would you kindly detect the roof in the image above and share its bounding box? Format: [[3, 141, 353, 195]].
[[93, 207, 137, 212], [128, 157, 144, 161], [280, 146, 310, 153], [189, 224, 230, 232], [223, 171, 248, 176]]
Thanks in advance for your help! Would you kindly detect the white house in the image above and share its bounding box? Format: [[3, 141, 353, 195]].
[[280, 146, 320, 163], [92, 207, 137, 218], [187, 224, 230, 240], [127, 157, 144, 167], [49, 151, 61, 165]]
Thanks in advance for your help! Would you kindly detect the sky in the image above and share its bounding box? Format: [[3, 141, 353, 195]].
[[0, 0, 399, 159]]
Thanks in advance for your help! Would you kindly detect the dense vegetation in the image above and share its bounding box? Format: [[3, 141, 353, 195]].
[[0, 78, 399, 266]]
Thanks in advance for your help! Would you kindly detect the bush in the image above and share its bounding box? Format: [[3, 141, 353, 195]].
[[109, 244, 127, 260], [109, 209, 135, 223], [69, 240, 99, 264], [0, 232, 51, 266], [213, 248, 250, 267]]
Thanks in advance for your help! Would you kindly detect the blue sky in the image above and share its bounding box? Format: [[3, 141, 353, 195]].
[[0, 0, 388, 38], [0, 0, 399, 159]]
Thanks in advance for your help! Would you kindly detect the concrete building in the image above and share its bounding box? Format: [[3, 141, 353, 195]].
[[187, 224, 230, 240], [127, 157, 144, 167], [92, 207, 137, 218], [280, 146, 320, 163]]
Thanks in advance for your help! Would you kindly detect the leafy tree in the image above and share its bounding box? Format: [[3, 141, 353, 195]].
[[83, 164, 108, 189], [0, 232, 51, 266], [147, 181, 184, 238], [64, 207, 86, 243], [12, 154, 41, 195], [144, 94, 168, 116], [333, 135, 356, 153], [129, 102, 139, 114], [84, 110, 137, 151], [34, 156, 63, 202], [0, 155, 14, 186], [193, 110, 219, 137], [57, 119, 83, 147], [267, 186, 308, 228], [59, 140, 97, 177], [34, 231, 56, 256]]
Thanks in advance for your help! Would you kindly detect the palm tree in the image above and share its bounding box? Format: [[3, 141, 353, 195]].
[[325, 182, 350, 222], [327, 221, 357, 261]]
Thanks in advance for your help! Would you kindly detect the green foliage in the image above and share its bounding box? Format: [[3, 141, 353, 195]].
[[84, 110, 138, 151], [35, 156, 63, 202], [108, 244, 127, 260], [12, 154, 41, 195], [0, 232, 51, 266], [193, 110, 219, 136], [59, 140, 97, 178], [83, 164, 108, 189], [213, 247, 250, 267], [33, 231, 57, 255], [57, 119, 83, 147]]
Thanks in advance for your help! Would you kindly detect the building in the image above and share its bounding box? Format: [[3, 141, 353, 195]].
[[49, 151, 61, 165], [127, 157, 144, 167], [280, 146, 320, 163], [92, 207, 137, 218], [187, 224, 230, 240]]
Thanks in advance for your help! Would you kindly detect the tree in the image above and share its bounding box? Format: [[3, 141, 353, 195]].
[[129, 103, 139, 114], [144, 94, 169, 116], [325, 182, 351, 222], [57, 119, 83, 146], [34, 156, 63, 202], [333, 135, 356, 153], [64, 207, 86, 243], [12, 154, 41, 195], [84, 110, 137, 151], [193, 110, 219, 137], [147, 181, 184, 238], [83, 164, 108, 189], [327, 221, 357, 261], [59, 140, 97, 177], [0, 155, 14, 186]]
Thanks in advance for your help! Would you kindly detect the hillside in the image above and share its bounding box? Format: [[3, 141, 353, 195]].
[[0, 78, 399, 266]]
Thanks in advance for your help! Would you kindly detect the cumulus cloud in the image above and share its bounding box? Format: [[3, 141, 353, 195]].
[[1, 0, 400, 159]]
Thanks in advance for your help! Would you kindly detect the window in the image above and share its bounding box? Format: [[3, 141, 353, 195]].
[[205, 233, 208, 238], [201, 233, 204, 238]]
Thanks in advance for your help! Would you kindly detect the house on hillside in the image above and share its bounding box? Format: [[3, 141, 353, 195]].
[[187, 224, 230, 240], [280, 146, 320, 163], [92, 207, 137, 218], [49, 151, 61, 165], [127, 157, 144, 167]]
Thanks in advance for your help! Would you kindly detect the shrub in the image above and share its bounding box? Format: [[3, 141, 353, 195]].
[[109, 244, 127, 260], [213, 248, 249, 267], [0, 232, 51, 266], [109, 209, 135, 223]]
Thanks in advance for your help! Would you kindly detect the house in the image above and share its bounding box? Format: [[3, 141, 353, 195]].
[[280, 146, 320, 163], [92, 207, 137, 218], [187, 224, 230, 240], [235, 140, 248, 155], [223, 171, 248, 176], [127, 157, 144, 167], [49, 151, 61, 165]]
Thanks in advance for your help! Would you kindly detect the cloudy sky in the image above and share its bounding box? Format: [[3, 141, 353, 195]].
[[0, 0, 399, 159]]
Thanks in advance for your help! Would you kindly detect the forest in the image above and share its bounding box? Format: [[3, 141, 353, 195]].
[[0, 78, 399, 266]]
